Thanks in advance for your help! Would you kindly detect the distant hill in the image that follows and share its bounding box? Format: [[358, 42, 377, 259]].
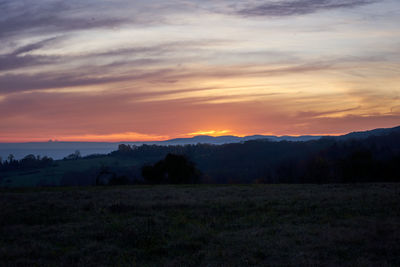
[[336, 126, 400, 140], [160, 134, 323, 145], [0, 125, 398, 160], [1, 126, 400, 187]]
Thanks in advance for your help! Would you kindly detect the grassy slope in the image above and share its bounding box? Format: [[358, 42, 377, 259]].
[[0, 156, 140, 187], [0, 184, 399, 266]]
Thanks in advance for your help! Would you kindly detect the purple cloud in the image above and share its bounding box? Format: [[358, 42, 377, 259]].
[[238, 0, 377, 17]]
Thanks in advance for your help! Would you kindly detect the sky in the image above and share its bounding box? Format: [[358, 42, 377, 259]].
[[0, 0, 399, 142]]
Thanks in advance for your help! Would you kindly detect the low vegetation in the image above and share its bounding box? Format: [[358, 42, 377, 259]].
[[0, 184, 399, 266]]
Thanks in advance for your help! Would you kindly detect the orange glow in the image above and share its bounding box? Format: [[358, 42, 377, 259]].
[[0, 132, 170, 143], [187, 130, 233, 137], [55, 132, 171, 142]]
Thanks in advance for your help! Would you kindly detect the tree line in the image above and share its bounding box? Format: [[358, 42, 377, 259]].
[[3, 130, 399, 186], [110, 131, 400, 184], [0, 154, 54, 172]]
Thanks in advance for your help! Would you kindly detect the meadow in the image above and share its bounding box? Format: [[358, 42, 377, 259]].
[[1, 184, 399, 266]]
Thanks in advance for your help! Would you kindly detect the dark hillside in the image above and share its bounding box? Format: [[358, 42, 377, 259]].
[[108, 131, 400, 184], [1, 128, 399, 187]]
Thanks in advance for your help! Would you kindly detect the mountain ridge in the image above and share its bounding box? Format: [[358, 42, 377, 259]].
[[0, 125, 399, 160]]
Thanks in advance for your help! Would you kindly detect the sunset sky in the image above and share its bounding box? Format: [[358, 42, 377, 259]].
[[0, 0, 399, 142]]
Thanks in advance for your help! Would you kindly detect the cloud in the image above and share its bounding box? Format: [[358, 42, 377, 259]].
[[0, 38, 61, 71], [0, 61, 333, 95], [296, 106, 362, 119], [294, 114, 400, 135], [0, 39, 179, 73], [0, 15, 127, 40], [0, 0, 138, 39], [238, 0, 377, 17], [0, 37, 230, 78], [1, 89, 399, 142], [0, 69, 168, 94]]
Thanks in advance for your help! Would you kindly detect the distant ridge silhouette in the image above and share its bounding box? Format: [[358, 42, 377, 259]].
[[336, 126, 400, 140], [0, 126, 399, 160]]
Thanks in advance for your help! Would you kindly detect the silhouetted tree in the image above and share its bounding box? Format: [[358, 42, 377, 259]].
[[7, 154, 15, 163], [0, 154, 53, 172], [64, 150, 81, 160], [118, 144, 132, 153], [142, 153, 200, 184]]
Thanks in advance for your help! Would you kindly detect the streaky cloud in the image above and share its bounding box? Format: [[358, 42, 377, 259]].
[[0, 39, 226, 73], [296, 106, 362, 119], [238, 0, 377, 17], [1, 90, 399, 140], [0, 61, 333, 94], [0, 69, 170, 94], [0, 0, 131, 39], [0, 37, 61, 71]]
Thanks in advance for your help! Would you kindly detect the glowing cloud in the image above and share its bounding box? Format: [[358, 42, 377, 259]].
[[187, 130, 233, 137]]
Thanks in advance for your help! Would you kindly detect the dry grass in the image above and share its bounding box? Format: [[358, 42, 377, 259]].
[[0, 184, 399, 266]]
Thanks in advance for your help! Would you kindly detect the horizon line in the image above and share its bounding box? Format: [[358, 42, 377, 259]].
[[2, 126, 398, 144]]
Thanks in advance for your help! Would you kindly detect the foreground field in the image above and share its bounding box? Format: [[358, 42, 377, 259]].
[[0, 184, 399, 266]]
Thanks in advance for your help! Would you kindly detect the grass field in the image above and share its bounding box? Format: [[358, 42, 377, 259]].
[[0, 184, 399, 266]]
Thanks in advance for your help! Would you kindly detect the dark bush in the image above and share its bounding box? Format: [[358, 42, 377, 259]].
[[142, 153, 200, 184]]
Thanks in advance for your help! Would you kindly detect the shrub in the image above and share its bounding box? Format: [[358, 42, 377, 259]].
[[142, 154, 200, 184]]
